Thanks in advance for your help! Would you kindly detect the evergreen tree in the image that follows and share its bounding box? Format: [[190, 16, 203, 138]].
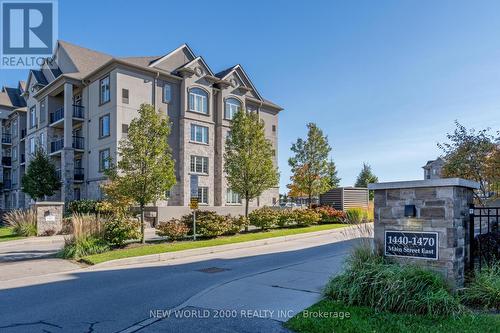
[[327, 159, 341, 188], [355, 163, 378, 200], [21, 147, 60, 201]]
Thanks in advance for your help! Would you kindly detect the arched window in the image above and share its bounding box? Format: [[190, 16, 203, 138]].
[[225, 98, 241, 120], [189, 87, 208, 114]]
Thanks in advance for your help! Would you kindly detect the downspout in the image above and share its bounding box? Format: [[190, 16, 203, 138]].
[[152, 72, 159, 109]]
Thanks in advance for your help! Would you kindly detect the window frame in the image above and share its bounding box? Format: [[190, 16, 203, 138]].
[[29, 106, 36, 129], [163, 83, 172, 103], [190, 155, 209, 174], [226, 188, 241, 204], [99, 148, 111, 172], [188, 87, 209, 114], [122, 88, 129, 104], [99, 114, 111, 138], [190, 124, 209, 144], [99, 75, 111, 105], [224, 97, 241, 120], [198, 186, 209, 204]]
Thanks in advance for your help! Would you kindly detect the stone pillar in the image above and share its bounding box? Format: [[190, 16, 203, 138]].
[[62, 83, 74, 203], [35, 201, 64, 236], [369, 178, 478, 289]]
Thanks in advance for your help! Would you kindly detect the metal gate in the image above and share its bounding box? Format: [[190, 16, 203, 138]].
[[468, 205, 500, 271]]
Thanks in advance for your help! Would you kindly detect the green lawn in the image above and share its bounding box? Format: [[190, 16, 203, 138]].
[[285, 300, 500, 333], [0, 226, 23, 242], [82, 223, 346, 265]]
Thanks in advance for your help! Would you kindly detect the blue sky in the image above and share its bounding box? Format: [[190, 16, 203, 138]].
[[2, 0, 499, 193]]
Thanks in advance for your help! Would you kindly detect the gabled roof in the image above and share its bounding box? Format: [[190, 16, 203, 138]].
[[30, 69, 48, 85], [120, 56, 162, 68], [0, 85, 26, 108], [149, 43, 196, 68], [175, 56, 215, 76], [213, 64, 263, 101], [215, 65, 236, 79], [58, 40, 113, 79]]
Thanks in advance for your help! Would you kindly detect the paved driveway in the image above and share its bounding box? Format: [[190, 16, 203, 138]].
[[0, 229, 365, 333]]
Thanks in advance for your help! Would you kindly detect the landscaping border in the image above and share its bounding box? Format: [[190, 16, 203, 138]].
[[91, 224, 371, 268]]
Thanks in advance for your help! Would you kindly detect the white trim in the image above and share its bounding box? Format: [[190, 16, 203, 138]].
[[179, 56, 215, 76], [218, 65, 263, 101], [149, 44, 196, 68]]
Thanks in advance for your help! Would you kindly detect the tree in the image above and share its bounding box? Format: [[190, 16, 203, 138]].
[[355, 163, 378, 200], [21, 147, 60, 201], [288, 123, 332, 207], [327, 159, 341, 188], [224, 110, 279, 219], [105, 104, 176, 243], [438, 121, 499, 203]]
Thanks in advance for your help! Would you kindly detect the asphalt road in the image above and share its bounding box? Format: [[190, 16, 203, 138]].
[[0, 233, 361, 333]]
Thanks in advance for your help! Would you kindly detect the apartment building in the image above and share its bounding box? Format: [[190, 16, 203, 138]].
[[2, 40, 282, 215], [423, 158, 444, 180]]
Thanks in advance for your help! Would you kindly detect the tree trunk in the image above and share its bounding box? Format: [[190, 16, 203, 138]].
[[140, 205, 145, 244], [308, 193, 312, 208]]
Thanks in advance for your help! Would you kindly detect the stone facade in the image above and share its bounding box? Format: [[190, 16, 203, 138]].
[[35, 202, 64, 236], [370, 178, 478, 288]]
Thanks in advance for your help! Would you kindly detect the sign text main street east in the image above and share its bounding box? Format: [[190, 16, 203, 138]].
[[384, 231, 438, 260]]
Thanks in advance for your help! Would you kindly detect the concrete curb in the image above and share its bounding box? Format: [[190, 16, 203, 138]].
[[0, 235, 66, 247], [93, 224, 371, 269]]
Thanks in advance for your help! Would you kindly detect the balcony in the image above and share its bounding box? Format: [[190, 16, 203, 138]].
[[49, 105, 85, 127], [20, 129, 26, 139], [50, 139, 64, 154], [74, 167, 84, 182], [20, 154, 25, 164], [73, 136, 84, 150], [1, 133, 11, 145], [3, 179, 11, 190], [2, 156, 11, 167]]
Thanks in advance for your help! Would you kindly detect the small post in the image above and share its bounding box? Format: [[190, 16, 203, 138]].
[[469, 204, 475, 272], [193, 210, 197, 241]]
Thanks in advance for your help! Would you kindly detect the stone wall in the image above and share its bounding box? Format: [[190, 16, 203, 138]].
[[35, 202, 64, 236], [370, 179, 477, 289]]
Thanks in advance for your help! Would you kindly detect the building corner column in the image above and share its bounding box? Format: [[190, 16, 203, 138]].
[[62, 83, 74, 203]]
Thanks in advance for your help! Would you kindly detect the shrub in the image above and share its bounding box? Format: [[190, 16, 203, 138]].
[[157, 219, 190, 240], [182, 211, 231, 238], [294, 209, 321, 227], [277, 209, 297, 227], [59, 235, 109, 259], [249, 207, 279, 230], [103, 218, 140, 247], [346, 207, 367, 224], [225, 215, 249, 235], [461, 264, 500, 310], [67, 200, 100, 215], [4, 209, 37, 236], [324, 243, 464, 317], [315, 206, 346, 224], [474, 231, 500, 266]]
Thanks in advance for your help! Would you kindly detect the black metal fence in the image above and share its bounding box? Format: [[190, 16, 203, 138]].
[[468, 205, 500, 271]]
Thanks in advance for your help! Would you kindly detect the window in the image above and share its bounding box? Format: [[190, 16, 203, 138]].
[[40, 100, 46, 123], [29, 106, 36, 128], [99, 149, 110, 172], [190, 124, 208, 144], [12, 120, 17, 137], [198, 187, 208, 204], [224, 98, 241, 120], [12, 147, 17, 161], [99, 76, 110, 104], [190, 155, 208, 174], [188, 88, 208, 114], [122, 89, 129, 104], [226, 189, 241, 204], [165, 189, 171, 199], [99, 114, 110, 138], [122, 124, 129, 134], [39, 132, 45, 148], [163, 83, 172, 103], [272, 125, 276, 132], [29, 137, 35, 153]]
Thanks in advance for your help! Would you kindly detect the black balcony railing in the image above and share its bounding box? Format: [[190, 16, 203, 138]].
[[73, 105, 84, 118], [20, 129, 26, 139], [74, 167, 84, 181], [2, 156, 11, 166], [3, 179, 11, 189], [1, 133, 11, 144], [49, 107, 64, 124], [72, 136, 84, 150], [50, 139, 64, 153]]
